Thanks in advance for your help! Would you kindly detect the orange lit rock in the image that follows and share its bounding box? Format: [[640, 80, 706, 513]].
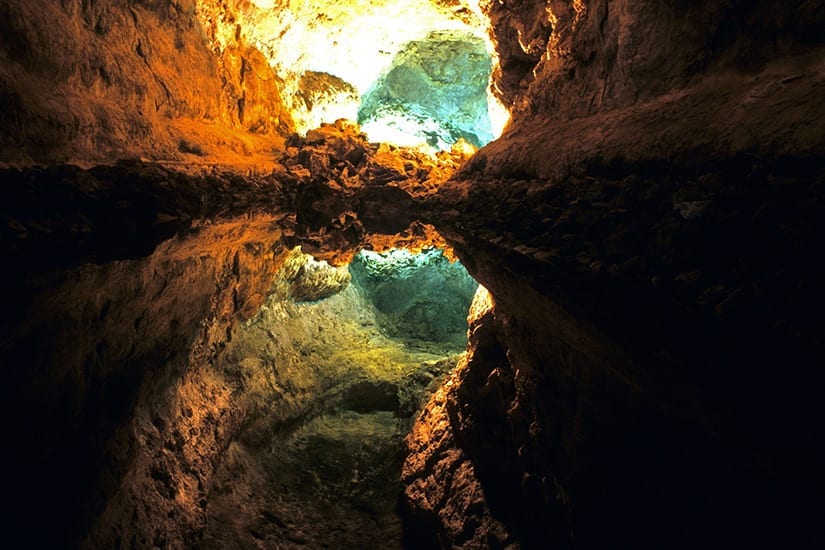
[[0, 0, 292, 166], [401, 285, 514, 547], [2, 1, 825, 548]]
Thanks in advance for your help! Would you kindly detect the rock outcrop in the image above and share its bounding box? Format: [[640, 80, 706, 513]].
[[0, 124, 464, 547], [350, 248, 478, 346], [1, 0, 824, 549], [280, 120, 473, 262], [0, 0, 292, 166], [358, 30, 494, 149], [237, 0, 492, 136], [477, 0, 825, 180], [400, 1, 825, 548], [2, 209, 288, 547]]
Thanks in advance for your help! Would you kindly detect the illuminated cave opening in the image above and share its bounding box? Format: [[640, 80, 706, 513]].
[[239, 0, 509, 149], [349, 248, 479, 348], [357, 31, 495, 149], [206, 245, 478, 546]]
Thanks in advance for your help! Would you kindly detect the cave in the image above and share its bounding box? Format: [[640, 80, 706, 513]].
[[1, 1, 824, 549]]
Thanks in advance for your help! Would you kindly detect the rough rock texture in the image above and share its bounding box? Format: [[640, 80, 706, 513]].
[[278, 246, 352, 302], [349, 248, 478, 345], [409, 156, 825, 547], [400, 1, 825, 548], [280, 119, 473, 262], [199, 269, 462, 549], [2, 212, 288, 547], [2, 0, 825, 549], [295, 70, 360, 134], [0, 0, 292, 166], [1, 121, 464, 270], [80, 242, 461, 549], [358, 31, 493, 149], [402, 287, 517, 549], [238, 0, 491, 135], [477, 0, 825, 180], [0, 127, 464, 547]]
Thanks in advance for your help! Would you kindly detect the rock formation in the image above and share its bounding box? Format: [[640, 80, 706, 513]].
[[358, 30, 494, 149], [400, 1, 825, 547], [1, 0, 824, 549], [0, 0, 292, 165]]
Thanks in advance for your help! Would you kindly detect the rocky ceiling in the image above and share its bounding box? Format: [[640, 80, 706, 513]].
[[1, 0, 825, 549]]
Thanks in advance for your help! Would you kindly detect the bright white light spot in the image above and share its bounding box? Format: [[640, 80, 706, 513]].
[[249, 0, 275, 9], [360, 113, 441, 151], [357, 248, 437, 279], [487, 94, 511, 138], [237, 0, 511, 145]]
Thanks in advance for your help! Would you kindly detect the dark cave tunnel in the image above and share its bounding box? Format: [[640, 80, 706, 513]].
[[1, 0, 825, 549]]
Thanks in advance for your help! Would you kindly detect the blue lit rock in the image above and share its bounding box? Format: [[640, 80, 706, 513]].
[[358, 31, 493, 149], [349, 248, 478, 345]]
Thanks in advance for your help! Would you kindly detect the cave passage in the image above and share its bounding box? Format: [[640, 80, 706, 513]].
[[2, 0, 824, 548], [203, 246, 477, 547], [358, 31, 496, 149], [241, 0, 509, 148]]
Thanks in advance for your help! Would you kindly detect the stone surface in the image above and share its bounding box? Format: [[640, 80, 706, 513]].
[[358, 31, 494, 149], [279, 247, 352, 302], [237, 0, 492, 135], [1, 1, 825, 549], [475, 0, 825, 181], [349, 248, 478, 346], [0, 0, 293, 166], [0, 147, 462, 547], [405, 154, 825, 547], [280, 119, 474, 263], [1, 212, 289, 547], [395, 1, 825, 548], [188, 248, 463, 549], [294, 70, 360, 135], [401, 287, 517, 549]]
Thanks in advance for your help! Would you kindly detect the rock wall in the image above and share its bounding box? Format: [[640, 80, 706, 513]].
[[349, 248, 478, 346], [2, 216, 288, 547], [236, 0, 492, 136], [0, 0, 292, 166], [1, 0, 824, 548], [358, 31, 494, 149], [478, 0, 825, 180], [401, 1, 825, 548], [0, 128, 463, 546], [0, 161, 301, 546]]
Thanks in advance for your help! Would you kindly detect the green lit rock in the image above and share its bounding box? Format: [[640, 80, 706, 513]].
[[358, 31, 493, 149], [349, 248, 478, 346]]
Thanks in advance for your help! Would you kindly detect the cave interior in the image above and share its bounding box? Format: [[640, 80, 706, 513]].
[[1, 0, 824, 548]]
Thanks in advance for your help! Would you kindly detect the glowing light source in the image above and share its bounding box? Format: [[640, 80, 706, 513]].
[[234, 0, 510, 146]]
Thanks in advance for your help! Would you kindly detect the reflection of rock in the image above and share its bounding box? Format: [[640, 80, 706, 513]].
[[279, 247, 351, 302], [200, 256, 462, 548], [349, 248, 478, 345], [282, 120, 469, 263], [358, 31, 493, 149], [0, 152, 462, 547], [401, 286, 514, 548]]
